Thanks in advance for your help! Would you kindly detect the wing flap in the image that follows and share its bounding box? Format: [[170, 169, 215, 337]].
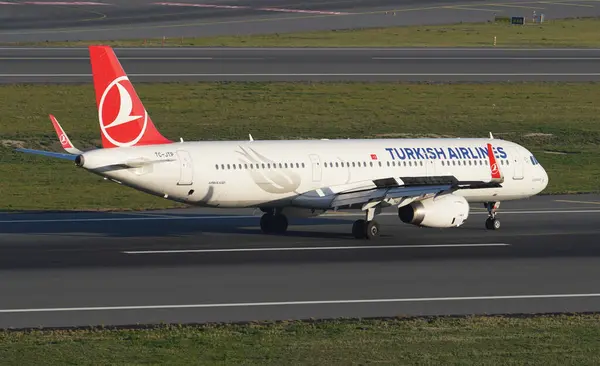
[[292, 163, 504, 210], [292, 183, 454, 209]]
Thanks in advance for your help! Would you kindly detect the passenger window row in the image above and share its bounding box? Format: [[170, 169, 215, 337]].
[[214, 159, 510, 170], [216, 162, 306, 170]]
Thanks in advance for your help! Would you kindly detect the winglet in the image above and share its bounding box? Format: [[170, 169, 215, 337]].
[[49, 114, 83, 155], [487, 143, 504, 182]]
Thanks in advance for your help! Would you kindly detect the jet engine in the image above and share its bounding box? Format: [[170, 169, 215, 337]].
[[397, 194, 469, 228]]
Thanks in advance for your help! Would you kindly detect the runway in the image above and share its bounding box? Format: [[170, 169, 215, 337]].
[[1, 0, 599, 43], [1, 194, 600, 329], [3, 47, 600, 83]]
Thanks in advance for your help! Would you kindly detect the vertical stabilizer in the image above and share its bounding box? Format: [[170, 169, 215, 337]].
[[88, 45, 172, 148]]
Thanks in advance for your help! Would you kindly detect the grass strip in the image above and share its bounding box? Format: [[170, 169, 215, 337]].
[[6, 17, 600, 48], [1, 81, 598, 211], [1, 315, 600, 364]]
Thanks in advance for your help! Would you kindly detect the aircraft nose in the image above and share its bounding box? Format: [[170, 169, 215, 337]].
[[539, 166, 549, 191]]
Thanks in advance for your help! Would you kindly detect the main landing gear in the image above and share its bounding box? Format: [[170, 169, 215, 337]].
[[484, 201, 501, 230], [352, 207, 380, 239], [260, 209, 288, 234]]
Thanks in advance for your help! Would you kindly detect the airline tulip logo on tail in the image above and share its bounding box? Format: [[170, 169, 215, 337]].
[[99, 76, 148, 147], [236, 146, 302, 194], [59, 133, 69, 148]]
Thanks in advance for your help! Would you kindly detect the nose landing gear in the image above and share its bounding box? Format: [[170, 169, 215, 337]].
[[484, 201, 501, 230]]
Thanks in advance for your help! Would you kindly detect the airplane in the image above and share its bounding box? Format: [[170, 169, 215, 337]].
[[16, 45, 549, 239]]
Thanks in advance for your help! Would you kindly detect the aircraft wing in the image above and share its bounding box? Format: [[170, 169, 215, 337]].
[[292, 143, 504, 210], [291, 176, 497, 210]]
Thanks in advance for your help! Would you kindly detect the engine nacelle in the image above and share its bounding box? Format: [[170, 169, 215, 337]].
[[397, 194, 469, 228]]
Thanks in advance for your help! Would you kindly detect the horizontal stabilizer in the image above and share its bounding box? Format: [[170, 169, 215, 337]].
[[85, 157, 177, 172], [15, 148, 77, 161]]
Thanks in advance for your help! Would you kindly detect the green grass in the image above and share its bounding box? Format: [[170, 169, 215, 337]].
[[2, 315, 600, 364], [7, 17, 600, 48], [1, 82, 599, 211]]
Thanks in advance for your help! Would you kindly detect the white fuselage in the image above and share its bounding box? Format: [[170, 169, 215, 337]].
[[78, 137, 548, 209]]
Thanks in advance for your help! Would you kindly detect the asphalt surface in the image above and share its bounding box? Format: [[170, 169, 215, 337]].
[[1, 0, 599, 43], [3, 47, 600, 83], [1, 194, 600, 329]]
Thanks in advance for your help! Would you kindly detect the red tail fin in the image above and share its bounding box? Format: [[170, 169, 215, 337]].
[[486, 143, 503, 181], [89, 45, 172, 148]]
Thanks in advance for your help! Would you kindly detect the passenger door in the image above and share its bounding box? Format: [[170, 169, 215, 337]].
[[309, 154, 322, 182], [176, 150, 194, 185], [506, 147, 524, 180]]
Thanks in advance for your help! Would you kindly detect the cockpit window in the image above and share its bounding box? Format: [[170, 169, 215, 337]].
[[530, 155, 539, 165]]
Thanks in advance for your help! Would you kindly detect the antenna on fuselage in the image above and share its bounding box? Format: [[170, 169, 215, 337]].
[[489, 132, 494, 139], [249, 134, 254, 141], [180, 137, 184, 142]]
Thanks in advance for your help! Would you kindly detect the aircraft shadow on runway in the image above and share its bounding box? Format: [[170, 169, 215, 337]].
[[0, 213, 361, 238], [0, 211, 599, 270], [0, 210, 572, 239]]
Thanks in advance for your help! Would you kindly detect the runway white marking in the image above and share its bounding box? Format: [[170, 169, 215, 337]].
[[0, 210, 598, 224], [446, 5, 502, 12], [17, 1, 110, 4], [372, 57, 600, 60], [1, 47, 599, 51], [0, 57, 215, 60], [4, 57, 597, 61], [154, 2, 247, 10], [154, 2, 351, 15], [256, 7, 350, 15], [555, 199, 600, 205], [2, 73, 600, 78], [538, 1, 594, 7], [122, 243, 510, 254], [2, 293, 599, 313], [486, 3, 546, 9]]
